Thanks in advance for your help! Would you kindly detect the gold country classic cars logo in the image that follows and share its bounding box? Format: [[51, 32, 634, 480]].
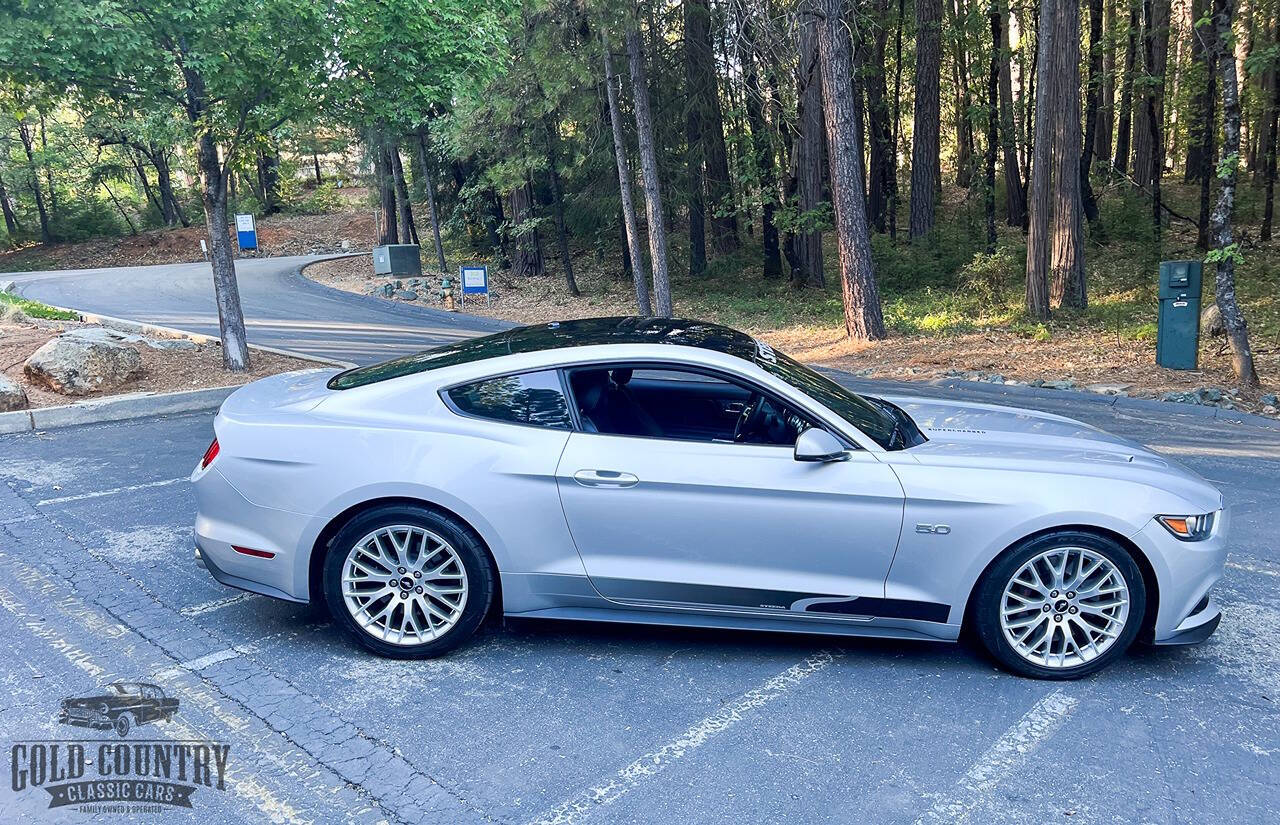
[[9, 680, 230, 813]]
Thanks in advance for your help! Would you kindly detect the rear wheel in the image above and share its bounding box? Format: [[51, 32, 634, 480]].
[[322, 505, 494, 658], [973, 531, 1145, 679]]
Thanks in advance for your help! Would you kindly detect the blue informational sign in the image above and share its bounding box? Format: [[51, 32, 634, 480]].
[[235, 213, 258, 251], [460, 265, 488, 294]]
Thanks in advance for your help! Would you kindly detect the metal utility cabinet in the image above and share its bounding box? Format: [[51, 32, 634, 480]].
[[1156, 260, 1203, 370], [373, 244, 422, 277]]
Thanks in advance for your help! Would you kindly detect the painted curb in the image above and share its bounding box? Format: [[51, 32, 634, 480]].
[[0, 385, 244, 435]]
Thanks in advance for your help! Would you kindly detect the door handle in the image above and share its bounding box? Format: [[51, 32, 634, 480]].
[[573, 469, 639, 488]]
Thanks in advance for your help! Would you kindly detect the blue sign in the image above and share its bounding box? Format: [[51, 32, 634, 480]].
[[235, 214, 257, 251], [460, 265, 488, 295]]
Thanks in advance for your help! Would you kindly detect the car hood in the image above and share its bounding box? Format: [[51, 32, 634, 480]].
[[884, 394, 1222, 510], [219, 368, 341, 420]]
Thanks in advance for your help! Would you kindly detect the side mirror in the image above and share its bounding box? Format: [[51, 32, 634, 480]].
[[794, 428, 849, 463]]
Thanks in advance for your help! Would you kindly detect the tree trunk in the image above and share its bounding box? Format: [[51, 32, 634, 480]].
[[627, 23, 674, 317], [995, 0, 1027, 227], [787, 14, 826, 287], [1262, 16, 1280, 240], [1210, 0, 1260, 386], [196, 130, 250, 372], [542, 112, 580, 296], [813, 0, 886, 341], [1025, 0, 1056, 319], [256, 143, 282, 215], [391, 145, 419, 246], [415, 130, 448, 274], [686, 0, 738, 255], [38, 114, 56, 221], [1081, 0, 1103, 223], [377, 142, 398, 246], [0, 170, 19, 236], [1132, 0, 1171, 192], [889, 0, 906, 238], [155, 151, 189, 227], [1196, 11, 1218, 250], [1138, 0, 1169, 239], [985, 0, 1000, 252], [132, 153, 163, 220], [1114, 0, 1139, 174], [507, 179, 544, 278], [1050, 0, 1087, 308], [602, 30, 653, 316], [17, 122, 52, 244], [945, 0, 975, 188], [910, 0, 943, 240], [683, 0, 707, 276], [312, 152, 323, 186], [1097, 0, 1117, 165], [867, 0, 896, 232], [739, 6, 784, 277], [1185, 0, 1213, 182]]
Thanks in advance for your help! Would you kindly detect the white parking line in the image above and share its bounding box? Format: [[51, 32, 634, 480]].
[[181, 592, 258, 617], [530, 651, 838, 825], [155, 644, 257, 679], [913, 690, 1078, 825], [36, 476, 187, 506]]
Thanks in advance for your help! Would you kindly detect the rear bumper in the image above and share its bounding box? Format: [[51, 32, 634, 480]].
[[192, 465, 312, 603]]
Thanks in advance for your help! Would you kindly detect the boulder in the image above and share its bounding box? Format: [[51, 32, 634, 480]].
[[394, 290, 419, 301], [0, 374, 27, 411], [0, 280, 15, 294], [23, 334, 143, 395], [64, 326, 197, 351], [1201, 303, 1225, 337], [1262, 393, 1278, 407]]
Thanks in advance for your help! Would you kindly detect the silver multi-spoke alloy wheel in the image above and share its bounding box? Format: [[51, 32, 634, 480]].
[[341, 525, 469, 645], [999, 545, 1130, 669]]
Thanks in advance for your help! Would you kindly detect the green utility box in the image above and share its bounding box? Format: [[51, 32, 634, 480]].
[[373, 244, 422, 277], [1156, 259, 1203, 370]]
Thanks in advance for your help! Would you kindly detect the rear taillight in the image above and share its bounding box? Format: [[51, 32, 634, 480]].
[[200, 438, 220, 470]]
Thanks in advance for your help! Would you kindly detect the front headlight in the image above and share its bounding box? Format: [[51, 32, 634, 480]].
[[1157, 511, 1217, 541]]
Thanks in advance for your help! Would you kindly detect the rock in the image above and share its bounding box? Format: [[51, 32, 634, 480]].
[[1196, 387, 1223, 404], [379, 283, 395, 298], [1261, 393, 1278, 407], [0, 374, 27, 411], [64, 325, 197, 351], [1161, 391, 1200, 404], [984, 373, 1006, 383], [1086, 382, 1132, 396], [394, 290, 418, 301], [340, 240, 352, 250], [1201, 303, 1225, 338], [1042, 379, 1077, 391], [24, 334, 143, 395], [1264, 405, 1278, 416], [1028, 378, 1045, 388], [0, 280, 15, 294]]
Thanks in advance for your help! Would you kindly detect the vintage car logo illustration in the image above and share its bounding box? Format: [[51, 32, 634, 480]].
[[57, 681, 179, 738], [8, 680, 229, 813]]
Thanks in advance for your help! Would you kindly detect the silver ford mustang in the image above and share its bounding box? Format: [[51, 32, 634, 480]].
[[192, 317, 1226, 679]]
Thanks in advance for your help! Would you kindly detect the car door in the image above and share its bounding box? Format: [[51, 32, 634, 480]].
[[555, 365, 907, 619]]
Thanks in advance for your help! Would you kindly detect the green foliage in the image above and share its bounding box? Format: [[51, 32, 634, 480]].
[[0, 291, 78, 320], [288, 182, 347, 216]]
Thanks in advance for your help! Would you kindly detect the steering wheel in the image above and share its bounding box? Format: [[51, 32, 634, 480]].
[[733, 393, 769, 442]]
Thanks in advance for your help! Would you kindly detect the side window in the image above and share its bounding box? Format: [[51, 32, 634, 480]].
[[447, 369, 572, 430], [568, 365, 813, 446]]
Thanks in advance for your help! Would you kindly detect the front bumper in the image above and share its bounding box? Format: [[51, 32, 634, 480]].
[[1134, 509, 1229, 644], [58, 712, 112, 730]]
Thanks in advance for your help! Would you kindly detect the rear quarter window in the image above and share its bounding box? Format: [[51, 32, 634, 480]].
[[445, 369, 572, 429]]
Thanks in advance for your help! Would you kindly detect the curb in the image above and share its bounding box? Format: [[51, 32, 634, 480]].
[[291, 256, 513, 336], [44, 304, 357, 370], [0, 386, 242, 435]]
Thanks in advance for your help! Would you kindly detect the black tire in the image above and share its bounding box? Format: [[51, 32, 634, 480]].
[[972, 530, 1147, 680], [114, 713, 132, 738], [322, 504, 494, 659]]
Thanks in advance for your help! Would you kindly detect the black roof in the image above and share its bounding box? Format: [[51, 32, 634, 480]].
[[329, 317, 759, 390]]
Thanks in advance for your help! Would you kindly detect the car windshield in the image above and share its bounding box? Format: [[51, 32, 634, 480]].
[[107, 683, 140, 695], [755, 347, 901, 449]]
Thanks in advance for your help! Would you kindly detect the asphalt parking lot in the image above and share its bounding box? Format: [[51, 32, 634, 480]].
[[1, 373, 1278, 824]]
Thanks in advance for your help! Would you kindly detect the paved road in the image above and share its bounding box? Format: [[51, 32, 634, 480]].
[[1, 259, 1278, 822], [8, 255, 509, 364]]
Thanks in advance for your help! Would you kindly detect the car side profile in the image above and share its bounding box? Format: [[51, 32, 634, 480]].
[[192, 317, 1226, 679], [58, 682, 178, 737]]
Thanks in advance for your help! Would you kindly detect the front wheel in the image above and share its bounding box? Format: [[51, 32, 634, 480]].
[[113, 713, 133, 738], [322, 505, 494, 659], [973, 531, 1146, 679]]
